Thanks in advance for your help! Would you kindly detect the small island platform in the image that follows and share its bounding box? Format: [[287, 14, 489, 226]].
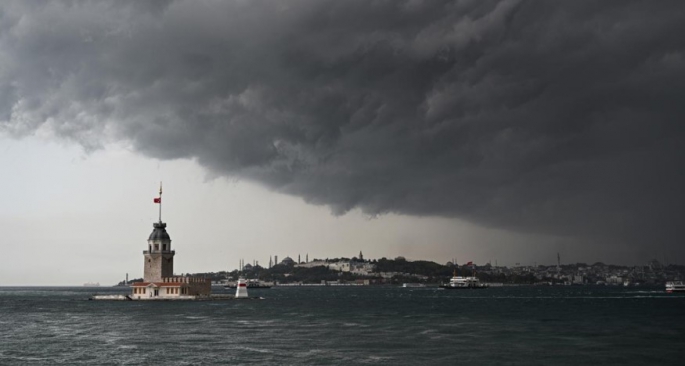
[[89, 294, 262, 301]]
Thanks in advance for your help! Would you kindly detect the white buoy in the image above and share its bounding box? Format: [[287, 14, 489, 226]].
[[235, 278, 248, 298]]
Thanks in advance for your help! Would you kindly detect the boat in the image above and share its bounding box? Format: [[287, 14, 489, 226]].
[[225, 280, 272, 289], [440, 270, 487, 290], [666, 281, 685, 293], [402, 283, 426, 288]]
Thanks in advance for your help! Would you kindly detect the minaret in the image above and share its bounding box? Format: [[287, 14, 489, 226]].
[[144, 183, 175, 282]]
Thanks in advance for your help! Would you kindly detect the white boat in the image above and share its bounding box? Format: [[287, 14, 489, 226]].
[[666, 281, 685, 293], [225, 279, 272, 289], [402, 283, 426, 288], [440, 270, 487, 290]]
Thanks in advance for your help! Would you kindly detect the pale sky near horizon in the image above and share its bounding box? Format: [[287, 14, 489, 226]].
[[0, 135, 670, 286], [1, 1, 684, 285]]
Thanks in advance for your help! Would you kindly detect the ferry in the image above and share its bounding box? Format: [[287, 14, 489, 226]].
[[440, 271, 487, 290], [402, 283, 426, 288], [665, 281, 685, 293], [225, 280, 272, 289]]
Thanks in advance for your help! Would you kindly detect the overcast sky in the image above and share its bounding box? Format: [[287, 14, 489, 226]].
[[1, 1, 683, 285]]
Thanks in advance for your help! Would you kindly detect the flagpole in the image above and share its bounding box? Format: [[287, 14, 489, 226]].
[[158, 182, 163, 223]]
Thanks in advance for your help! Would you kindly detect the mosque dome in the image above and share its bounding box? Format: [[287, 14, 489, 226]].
[[148, 222, 171, 241]]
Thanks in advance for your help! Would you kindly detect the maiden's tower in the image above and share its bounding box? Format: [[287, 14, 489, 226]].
[[130, 184, 210, 299]]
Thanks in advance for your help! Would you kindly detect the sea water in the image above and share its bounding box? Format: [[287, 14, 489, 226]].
[[0, 286, 683, 365]]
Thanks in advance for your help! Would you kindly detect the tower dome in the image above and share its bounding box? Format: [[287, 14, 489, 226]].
[[148, 222, 171, 241]]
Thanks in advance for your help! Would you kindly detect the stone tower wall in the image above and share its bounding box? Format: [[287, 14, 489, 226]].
[[144, 253, 175, 282]]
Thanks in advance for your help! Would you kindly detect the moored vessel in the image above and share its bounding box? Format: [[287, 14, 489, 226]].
[[665, 281, 685, 293], [440, 268, 487, 290], [225, 279, 272, 289]]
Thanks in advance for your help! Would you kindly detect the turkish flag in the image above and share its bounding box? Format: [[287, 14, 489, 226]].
[[153, 198, 161, 204]]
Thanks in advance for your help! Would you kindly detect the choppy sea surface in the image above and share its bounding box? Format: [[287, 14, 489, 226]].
[[0, 285, 683, 365]]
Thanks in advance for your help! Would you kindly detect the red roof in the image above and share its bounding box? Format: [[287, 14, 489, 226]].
[[130, 282, 186, 287]]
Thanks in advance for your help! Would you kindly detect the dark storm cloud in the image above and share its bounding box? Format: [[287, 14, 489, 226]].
[[1, 0, 684, 248]]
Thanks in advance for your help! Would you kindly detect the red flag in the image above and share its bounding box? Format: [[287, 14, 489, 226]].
[[153, 197, 161, 204], [466, 261, 473, 265]]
